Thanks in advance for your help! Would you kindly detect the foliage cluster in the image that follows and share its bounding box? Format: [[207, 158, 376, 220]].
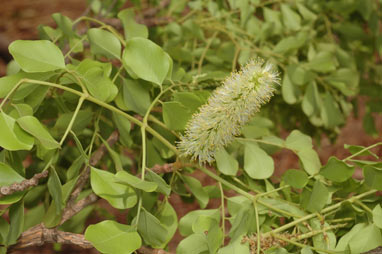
[[0, 0, 381, 254]]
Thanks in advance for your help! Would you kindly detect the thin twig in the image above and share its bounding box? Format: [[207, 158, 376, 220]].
[[0, 171, 49, 198], [60, 193, 98, 225], [65, 130, 119, 208]]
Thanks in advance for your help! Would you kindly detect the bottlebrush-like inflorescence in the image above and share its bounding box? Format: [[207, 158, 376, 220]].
[[177, 58, 280, 163]]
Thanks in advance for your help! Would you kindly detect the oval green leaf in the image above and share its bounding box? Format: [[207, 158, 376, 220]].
[[87, 28, 121, 59], [122, 38, 171, 86], [9, 40, 65, 72], [320, 157, 354, 182], [282, 169, 308, 188], [244, 142, 274, 179], [90, 167, 137, 209], [17, 116, 60, 150], [215, 148, 239, 176], [0, 112, 34, 151], [85, 220, 141, 254]]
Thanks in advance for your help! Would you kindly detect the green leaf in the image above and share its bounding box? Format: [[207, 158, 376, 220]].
[[115, 171, 158, 192], [163, 101, 193, 131], [118, 9, 148, 39], [306, 52, 337, 73], [173, 92, 204, 113], [285, 130, 312, 151], [182, 175, 209, 208], [69, 37, 84, 53], [215, 148, 239, 176], [52, 13, 74, 38], [122, 38, 172, 86], [90, 167, 137, 209], [17, 116, 60, 150], [23, 204, 45, 231], [364, 166, 382, 190], [0, 74, 22, 98], [281, 4, 301, 31], [282, 73, 300, 104], [321, 92, 344, 128], [6, 200, 24, 246], [0, 112, 34, 151], [373, 205, 382, 229], [363, 112, 378, 137], [0, 217, 9, 245], [273, 34, 307, 54], [335, 223, 367, 252], [8, 40, 65, 72], [192, 215, 217, 234], [47, 168, 63, 215], [100, 137, 123, 172], [310, 218, 336, 252], [206, 223, 224, 254], [112, 112, 131, 146], [85, 220, 141, 254], [326, 68, 359, 96], [54, 109, 93, 136], [179, 209, 220, 237], [9, 104, 33, 118], [263, 7, 282, 35], [296, 4, 317, 21], [156, 201, 178, 246], [38, 25, 62, 41], [282, 169, 308, 188], [122, 79, 151, 115], [302, 82, 321, 117], [177, 233, 209, 254], [244, 142, 274, 179], [348, 224, 382, 253], [87, 28, 121, 59], [137, 208, 169, 248], [218, 236, 250, 254], [0, 162, 25, 205], [320, 157, 354, 182], [298, 149, 321, 175], [145, 170, 171, 196], [229, 207, 256, 240], [79, 67, 114, 102], [305, 181, 329, 213], [287, 64, 313, 86]]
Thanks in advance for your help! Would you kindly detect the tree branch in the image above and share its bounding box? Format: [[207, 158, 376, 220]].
[[8, 224, 93, 252], [0, 171, 49, 199]]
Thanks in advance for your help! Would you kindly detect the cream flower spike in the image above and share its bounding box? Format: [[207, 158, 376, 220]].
[[177, 58, 280, 163]]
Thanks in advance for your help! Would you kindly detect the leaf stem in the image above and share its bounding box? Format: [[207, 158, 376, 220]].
[[218, 181, 225, 244], [253, 197, 261, 254], [59, 96, 85, 145], [135, 84, 178, 225]]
